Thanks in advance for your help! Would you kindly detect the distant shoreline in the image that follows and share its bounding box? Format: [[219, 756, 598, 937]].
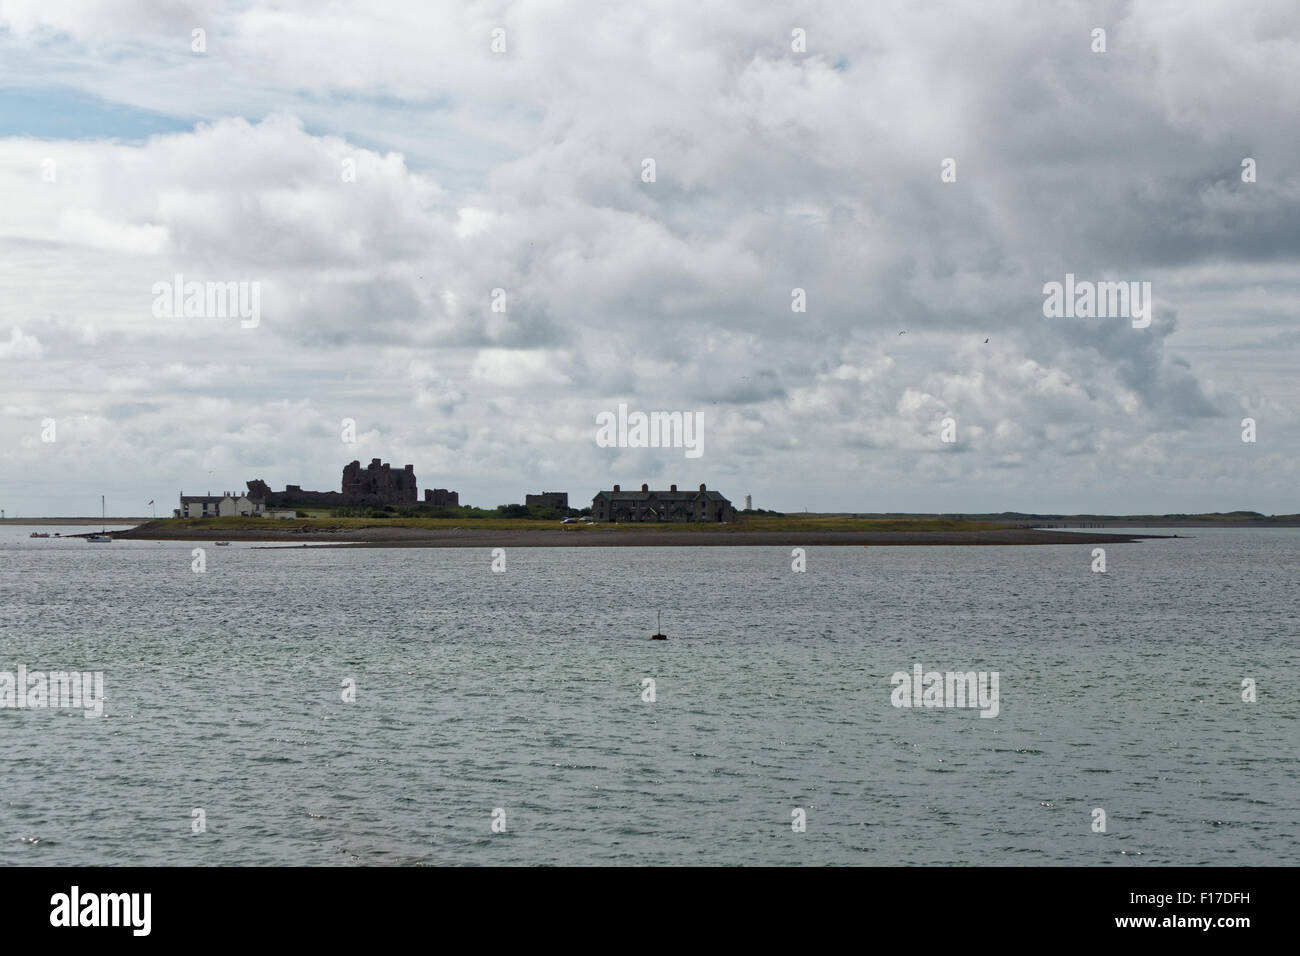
[[6, 515, 1298, 528], [1018, 519, 1300, 528], [0, 518, 146, 525], [107, 524, 1169, 547]]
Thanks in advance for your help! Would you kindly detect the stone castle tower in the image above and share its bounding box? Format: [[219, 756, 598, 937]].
[[341, 459, 417, 503], [246, 458, 421, 507]]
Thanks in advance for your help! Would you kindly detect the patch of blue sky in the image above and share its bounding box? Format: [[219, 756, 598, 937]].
[[0, 85, 195, 140]]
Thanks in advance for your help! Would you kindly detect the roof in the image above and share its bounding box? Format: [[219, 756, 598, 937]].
[[180, 495, 263, 503], [594, 489, 730, 503]]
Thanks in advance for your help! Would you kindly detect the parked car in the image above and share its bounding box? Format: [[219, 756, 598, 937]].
[[561, 517, 577, 524]]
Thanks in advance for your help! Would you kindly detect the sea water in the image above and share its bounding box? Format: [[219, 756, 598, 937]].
[[1, 527, 1295, 865]]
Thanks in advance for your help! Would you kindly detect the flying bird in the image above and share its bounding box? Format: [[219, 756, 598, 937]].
[[898, 330, 907, 335], [983, 338, 989, 343]]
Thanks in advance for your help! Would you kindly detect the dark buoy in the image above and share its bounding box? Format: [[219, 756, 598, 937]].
[[650, 610, 667, 640]]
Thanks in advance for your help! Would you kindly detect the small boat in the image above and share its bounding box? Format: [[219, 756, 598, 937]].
[[214, 541, 231, 546], [86, 495, 112, 541], [29, 532, 49, 538], [650, 610, 667, 640]]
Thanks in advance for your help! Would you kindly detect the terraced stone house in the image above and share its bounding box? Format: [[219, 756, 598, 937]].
[[590, 484, 735, 522]]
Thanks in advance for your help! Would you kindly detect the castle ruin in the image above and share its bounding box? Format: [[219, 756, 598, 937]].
[[342, 459, 417, 503], [246, 459, 454, 508]]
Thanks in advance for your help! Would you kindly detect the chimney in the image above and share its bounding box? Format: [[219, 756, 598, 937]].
[[641, 483, 649, 492], [405, 464, 414, 472], [670, 484, 677, 492], [699, 483, 706, 491], [613, 484, 620, 492]]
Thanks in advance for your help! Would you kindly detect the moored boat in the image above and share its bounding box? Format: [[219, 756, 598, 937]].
[[87, 495, 112, 541], [650, 610, 667, 640]]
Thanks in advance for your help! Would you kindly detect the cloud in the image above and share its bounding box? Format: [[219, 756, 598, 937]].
[[470, 349, 573, 388], [0, 326, 43, 359], [0, 2, 1297, 513]]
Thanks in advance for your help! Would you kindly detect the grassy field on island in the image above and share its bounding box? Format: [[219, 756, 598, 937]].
[[126, 514, 1019, 535]]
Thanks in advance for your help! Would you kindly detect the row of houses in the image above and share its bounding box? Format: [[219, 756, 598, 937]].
[[590, 484, 735, 522], [178, 481, 737, 524], [175, 493, 296, 520], [521, 485, 737, 522]]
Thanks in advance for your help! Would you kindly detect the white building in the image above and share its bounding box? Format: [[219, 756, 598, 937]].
[[265, 508, 297, 520], [179, 493, 264, 518], [221, 495, 261, 517]]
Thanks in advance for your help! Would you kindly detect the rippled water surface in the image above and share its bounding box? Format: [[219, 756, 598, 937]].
[[1, 526, 1296, 865]]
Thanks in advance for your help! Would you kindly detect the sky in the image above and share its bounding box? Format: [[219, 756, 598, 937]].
[[1, 0, 1298, 517]]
